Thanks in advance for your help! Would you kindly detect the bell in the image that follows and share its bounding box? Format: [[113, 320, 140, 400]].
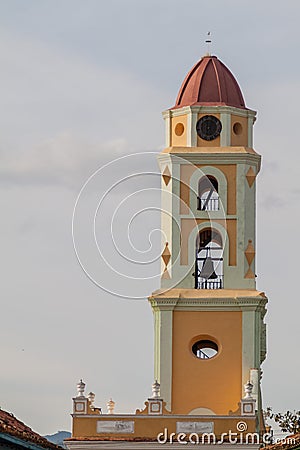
[[200, 256, 218, 279]]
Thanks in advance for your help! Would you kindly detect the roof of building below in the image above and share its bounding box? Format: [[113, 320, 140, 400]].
[[0, 408, 62, 449], [266, 434, 300, 450], [66, 437, 158, 441], [66, 434, 300, 448]]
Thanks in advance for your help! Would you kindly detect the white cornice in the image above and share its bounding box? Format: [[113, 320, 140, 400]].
[[149, 297, 268, 312], [158, 152, 261, 171], [162, 106, 192, 119], [189, 105, 257, 118], [162, 105, 257, 119], [179, 213, 238, 220], [156, 153, 172, 165], [71, 413, 251, 419]]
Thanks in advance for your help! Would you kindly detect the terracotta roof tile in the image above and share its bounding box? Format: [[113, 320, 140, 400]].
[[66, 436, 157, 442], [0, 408, 62, 449], [265, 433, 300, 450], [66, 434, 300, 447]]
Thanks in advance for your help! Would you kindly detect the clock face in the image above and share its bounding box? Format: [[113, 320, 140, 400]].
[[196, 115, 222, 141]]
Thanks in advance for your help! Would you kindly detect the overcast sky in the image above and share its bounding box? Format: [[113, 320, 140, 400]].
[[0, 0, 299, 436]]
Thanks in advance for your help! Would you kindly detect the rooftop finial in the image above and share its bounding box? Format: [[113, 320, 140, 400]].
[[76, 379, 86, 397], [244, 380, 254, 399], [107, 398, 115, 415], [88, 391, 95, 407], [205, 31, 212, 56], [152, 380, 161, 398]]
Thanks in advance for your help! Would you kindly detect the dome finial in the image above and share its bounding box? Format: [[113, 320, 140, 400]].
[[205, 31, 212, 56]]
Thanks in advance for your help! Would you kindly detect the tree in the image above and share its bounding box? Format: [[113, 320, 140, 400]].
[[265, 407, 300, 434]]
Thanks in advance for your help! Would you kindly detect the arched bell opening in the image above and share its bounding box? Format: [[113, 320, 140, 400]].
[[194, 228, 223, 289], [197, 175, 219, 211]]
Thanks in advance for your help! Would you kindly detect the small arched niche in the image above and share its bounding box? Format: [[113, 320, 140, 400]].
[[194, 228, 223, 289], [189, 407, 216, 416], [197, 175, 219, 211]]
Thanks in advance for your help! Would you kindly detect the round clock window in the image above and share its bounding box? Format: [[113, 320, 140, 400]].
[[196, 115, 222, 141]]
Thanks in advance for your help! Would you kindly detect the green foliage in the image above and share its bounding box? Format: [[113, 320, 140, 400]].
[[265, 407, 300, 434]]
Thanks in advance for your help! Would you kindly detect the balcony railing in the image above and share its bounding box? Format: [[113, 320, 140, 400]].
[[197, 196, 219, 211], [194, 255, 223, 289], [197, 349, 210, 359], [197, 276, 223, 290]]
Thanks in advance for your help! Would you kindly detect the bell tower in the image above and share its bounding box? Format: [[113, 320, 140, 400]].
[[150, 55, 267, 426], [67, 54, 269, 449]]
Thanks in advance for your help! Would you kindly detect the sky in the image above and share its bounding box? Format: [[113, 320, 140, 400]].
[[0, 0, 300, 436]]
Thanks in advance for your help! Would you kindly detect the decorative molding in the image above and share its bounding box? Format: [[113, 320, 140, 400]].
[[244, 240, 255, 266], [176, 421, 214, 434], [73, 398, 88, 415], [71, 413, 254, 419], [74, 402, 85, 413], [97, 421, 134, 434], [162, 106, 192, 118], [244, 240, 255, 279], [244, 268, 255, 279], [148, 400, 163, 414], [246, 167, 256, 187], [149, 295, 267, 313], [162, 166, 171, 186], [159, 152, 261, 175], [161, 242, 171, 279], [136, 399, 169, 416], [156, 153, 172, 166], [164, 105, 256, 118], [157, 152, 261, 174]]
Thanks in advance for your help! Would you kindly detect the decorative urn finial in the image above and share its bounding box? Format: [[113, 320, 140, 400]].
[[152, 380, 160, 399], [244, 380, 253, 398], [77, 379, 86, 397], [88, 391, 95, 407], [107, 398, 115, 414]]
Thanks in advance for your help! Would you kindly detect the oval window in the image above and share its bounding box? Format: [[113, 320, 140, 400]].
[[175, 122, 185, 136], [233, 122, 243, 135], [192, 340, 218, 359]]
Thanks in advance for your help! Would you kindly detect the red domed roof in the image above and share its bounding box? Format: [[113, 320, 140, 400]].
[[175, 55, 246, 109]]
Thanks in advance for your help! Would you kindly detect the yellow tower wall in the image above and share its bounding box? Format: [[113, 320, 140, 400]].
[[170, 114, 188, 147], [171, 310, 242, 415]]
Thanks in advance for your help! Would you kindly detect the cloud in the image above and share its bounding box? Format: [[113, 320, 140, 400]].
[[0, 29, 167, 188], [0, 132, 132, 187]]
